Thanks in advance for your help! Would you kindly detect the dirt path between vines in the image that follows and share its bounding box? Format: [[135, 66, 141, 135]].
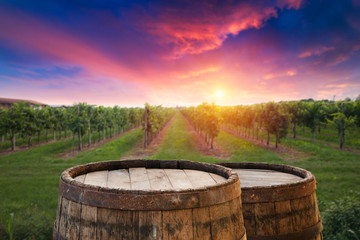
[[181, 114, 231, 160], [120, 114, 176, 160], [223, 127, 312, 162]]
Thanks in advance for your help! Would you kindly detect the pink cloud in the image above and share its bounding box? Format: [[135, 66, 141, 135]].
[[177, 66, 220, 79], [142, 0, 303, 58], [298, 46, 335, 58], [264, 69, 297, 79]]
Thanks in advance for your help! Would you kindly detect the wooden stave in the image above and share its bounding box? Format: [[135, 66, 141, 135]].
[[54, 159, 247, 240], [219, 162, 323, 240]]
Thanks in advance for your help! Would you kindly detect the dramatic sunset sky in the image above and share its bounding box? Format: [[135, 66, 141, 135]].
[[0, 0, 359, 106]]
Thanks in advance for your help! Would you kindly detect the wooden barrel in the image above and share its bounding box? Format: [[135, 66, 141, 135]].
[[54, 160, 247, 240], [219, 162, 323, 240]]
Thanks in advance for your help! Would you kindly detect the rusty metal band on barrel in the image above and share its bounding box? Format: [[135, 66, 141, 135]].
[[247, 220, 323, 240]]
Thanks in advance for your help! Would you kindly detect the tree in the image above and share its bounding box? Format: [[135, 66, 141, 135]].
[[303, 102, 323, 142], [261, 103, 274, 145], [328, 102, 356, 149], [118, 107, 129, 133], [85, 105, 96, 146], [5, 102, 27, 151], [22, 105, 38, 146], [41, 107, 53, 142], [284, 102, 302, 138], [355, 100, 360, 128], [262, 102, 289, 148], [68, 103, 87, 151], [53, 107, 67, 139], [97, 106, 107, 141], [181, 102, 221, 149], [206, 103, 222, 149], [0, 108, 7, 143]]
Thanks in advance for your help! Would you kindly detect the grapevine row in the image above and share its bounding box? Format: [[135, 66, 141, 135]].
[[182, 99, 360, 149], [143, 103, 175, 148], [0, 102, 144, 152]]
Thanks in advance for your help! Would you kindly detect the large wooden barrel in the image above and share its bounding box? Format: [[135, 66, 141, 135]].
[[219, 162, 323, 240], [54, 160, 247, 240]]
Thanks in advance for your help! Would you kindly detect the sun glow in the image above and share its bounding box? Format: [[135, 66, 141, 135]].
[[215, 89, 224, 99]]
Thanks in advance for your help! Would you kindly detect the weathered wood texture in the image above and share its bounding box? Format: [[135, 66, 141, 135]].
[[54, 159, 247, 240], [219, 162, 323, 240]]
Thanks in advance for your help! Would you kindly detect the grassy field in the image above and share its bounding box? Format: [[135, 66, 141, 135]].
[[0, 112, 359, 239], [293, 126, 360, 150], [0, 128, 143, 240], [150, 113, 218, 163]]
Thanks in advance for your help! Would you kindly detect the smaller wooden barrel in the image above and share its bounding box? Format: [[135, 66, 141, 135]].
[[219, 162, 323, 240], [54, 160, 247, 240]]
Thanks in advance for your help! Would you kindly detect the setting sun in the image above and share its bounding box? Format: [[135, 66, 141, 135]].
[[215, 90, 224, 99]]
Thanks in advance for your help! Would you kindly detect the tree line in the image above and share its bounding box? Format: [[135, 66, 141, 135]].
[[0, 102, 144, 151], [182, 98, 360, 149]]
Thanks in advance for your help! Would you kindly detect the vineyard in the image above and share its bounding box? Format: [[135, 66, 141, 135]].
[[0, 99, 359, 239], [0, 102, 177, 154], [182, 99, 360, 151]]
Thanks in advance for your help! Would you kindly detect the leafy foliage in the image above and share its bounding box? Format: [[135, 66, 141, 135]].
[[0, 102, 144, 152], [181, 103, 222, 149], [144, 103, 175, 147], [322, 192, 360, 240]]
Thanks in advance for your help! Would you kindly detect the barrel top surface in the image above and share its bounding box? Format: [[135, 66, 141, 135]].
[[59, 160, 241, 210], [74, 168, 227, 191], [235, 168, 303, 187]]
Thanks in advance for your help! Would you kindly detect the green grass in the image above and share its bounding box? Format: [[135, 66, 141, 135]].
[[0, 128, 143, 240], [216, 131, 286, 164], [150, 113, 219, 163], [0, 130, 71, 151], [293, 126, 360, 150], [281, 137, 360, 209]]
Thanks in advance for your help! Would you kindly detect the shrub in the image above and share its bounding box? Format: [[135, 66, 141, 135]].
[[322, 192, 360, 240]]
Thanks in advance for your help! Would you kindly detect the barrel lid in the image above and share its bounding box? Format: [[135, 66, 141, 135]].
[[234, 168, 303, 187], [58, 160, 241, 210], [73, 168, 227, 191], [219, 162, 316, 203]]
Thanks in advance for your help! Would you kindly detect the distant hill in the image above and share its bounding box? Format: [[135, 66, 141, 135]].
[[0, 97, 47, 108]]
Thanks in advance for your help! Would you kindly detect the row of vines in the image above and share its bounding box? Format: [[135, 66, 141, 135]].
[[0, 102, 144, 152], [143, 103, 175, 148], [181, 103, 221, 149], [182, 99, 360, 149]]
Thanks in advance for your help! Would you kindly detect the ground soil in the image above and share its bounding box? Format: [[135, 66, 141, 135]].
[[120, 115, 176, 160], [182, 114, 231, 160], [223, 127, 312, 162]]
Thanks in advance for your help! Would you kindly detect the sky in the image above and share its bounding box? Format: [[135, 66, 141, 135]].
[[0, 0, 359, 107]]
